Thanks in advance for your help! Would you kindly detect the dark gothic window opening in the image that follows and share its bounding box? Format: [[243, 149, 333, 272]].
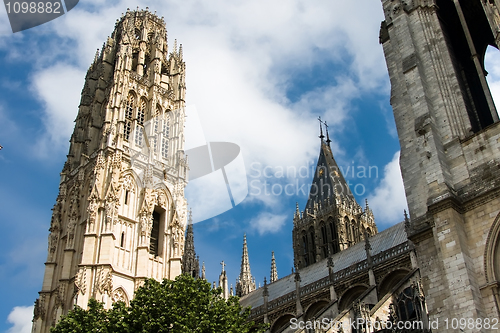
[[150, 211, 161, 256]]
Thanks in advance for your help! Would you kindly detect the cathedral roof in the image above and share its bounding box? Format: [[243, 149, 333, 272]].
[[239, 222, 407, 309], [305, 141, 354, 210]]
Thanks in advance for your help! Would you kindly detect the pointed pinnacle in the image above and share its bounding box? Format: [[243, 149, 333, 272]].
[[270, 251, 278, 283], [318, 117, 325, 140], [325, 121, 331, 145]]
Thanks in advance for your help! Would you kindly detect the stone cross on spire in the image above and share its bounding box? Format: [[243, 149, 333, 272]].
[[324, 121, 332, 146], [318, 116, 325, 140], [221, 260, 225, 272]]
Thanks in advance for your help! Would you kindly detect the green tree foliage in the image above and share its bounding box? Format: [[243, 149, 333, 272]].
[[51, 274, 267, 333]]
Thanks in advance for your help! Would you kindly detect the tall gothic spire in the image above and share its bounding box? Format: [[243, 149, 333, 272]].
[[270, 251, 278, 283], [182, 210, 199, 278], [236, 234, 256, 297]]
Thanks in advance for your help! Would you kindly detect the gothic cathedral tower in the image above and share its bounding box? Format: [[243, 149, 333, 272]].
[[32, 9, 188, 333], [292, 126, 377, 270], [380, 0, 500, 328]]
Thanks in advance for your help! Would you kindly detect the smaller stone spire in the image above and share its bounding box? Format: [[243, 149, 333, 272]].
[[270, 251, 278, 283], [236, 234, 256, 297], [364, 230, 372, 266], [327, 255, 337, 301], [201, 261, 205, 280], [294, 267, 303, 316], [219, 261, 228, 300], [263, 277, 270, 325], [404, 209, 411, 233], [182, 209, 199, 278], [365, 230, 376, 286]]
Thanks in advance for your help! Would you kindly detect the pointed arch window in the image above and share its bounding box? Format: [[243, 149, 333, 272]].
[[124, 93, 135, 141], [161, 111, 170, 160], [308, 227, 316, 264], [150, 210, 161, 256], [344, 216, 352, 245], [329, 218, 340, 254], [124, 190, 129, 205], [134, 98, 147, 147], [389, 283, 427, 330], [351, 219, 358, 243], [302, 232, 309, 267], [152, 117, 159, 155], [321, 224, 328, 258], [137, 99, 146, 125]]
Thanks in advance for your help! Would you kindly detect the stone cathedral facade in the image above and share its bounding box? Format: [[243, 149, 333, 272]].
[[240, 1, 500, 332], [32, 9, 188, 333], [380, 0, 500, 329]]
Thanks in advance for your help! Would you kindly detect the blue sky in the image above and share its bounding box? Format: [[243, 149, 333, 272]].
[[2, 1, 500, 332]]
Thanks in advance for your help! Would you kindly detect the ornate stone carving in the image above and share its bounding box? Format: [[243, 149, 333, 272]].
[[155, 190, 166, 208], [74, 267, 87, 295], [105, 186, 119, 230], [112, 150, 122, 170], [95, 151, 106, 171], [121, 174, 135, 192], [48, 232, 59, 261], [33, 295, 45, 320], [111, 288, 128, 305], [87, 187, 99, 233], [171, 218, 184, 257], [67, 190, 80, 248], [54, 284, 66, 307], [139, 209, 153, 245], [97, 267, 113, 295]]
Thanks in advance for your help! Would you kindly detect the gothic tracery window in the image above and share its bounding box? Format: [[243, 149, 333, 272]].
[[161, 111, 170, 160], [302, 232, 309, 266], [135, 99, 147, 147], [124, 93, 135, 141], [388, 283, 429, 333], [309, 227, 316, 264], [150, 210, 161, 256], [344, 216, 352, 245], [329, 218, 340, 254], [321, 224, 328, 258]]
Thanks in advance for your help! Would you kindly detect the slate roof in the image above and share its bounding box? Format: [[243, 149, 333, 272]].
[[239, 222, 408, 309]]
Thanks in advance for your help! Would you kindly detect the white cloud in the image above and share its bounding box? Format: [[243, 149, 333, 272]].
[[31, 64, 85, 157], [3, 0, 390, 231], [6, 306, 33, 333], [367, 151, 408, 227], [249, 212, 288, 235]]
